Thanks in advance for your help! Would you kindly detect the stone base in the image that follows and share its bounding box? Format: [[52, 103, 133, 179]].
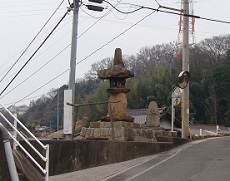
[[100, 115, 134, 122], [79, 121, 176, 142]]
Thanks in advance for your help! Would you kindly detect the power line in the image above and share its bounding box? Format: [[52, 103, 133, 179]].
[[77, 10, 157, 65], [0, 17, 72, 85], [14, 68, 69, 105], [0, 8, 71, 97], [1, 1, 123, 99], [143, 4, 230, 24], [105, 1, 230, 24], [11, 10, 157, 105], [3, 1, 230, 105], [154, 0, 160, 6], [104, 1, 143, 14], [0, 44, 71, 100], [79, 3, 118, 37], [0, 3, 175, 99], [0, 0, 65, 84], [0, 2, 60, 9]]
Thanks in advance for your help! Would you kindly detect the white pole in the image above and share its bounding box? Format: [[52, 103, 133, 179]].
[[171, 96, 174, 132], [13, 106, 17, 150], [199, 129, 202, 136], [0, 123, 19, 181], [216, 125, 219, 134], [57, 92, 59, 131], [45, 144, 49, 181], [181, 0, 190, 138]]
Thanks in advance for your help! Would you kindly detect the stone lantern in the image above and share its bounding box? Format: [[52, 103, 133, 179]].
[[98, 48, 134, 122], [79, 48, 175, 141]]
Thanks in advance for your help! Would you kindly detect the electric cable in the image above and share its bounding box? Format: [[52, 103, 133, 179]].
[[0, 2, 59, 9], [4, 1, 230, 104], [0, 0, 65, 84], [0, 44, 71, 99], [0, 17, 72, 85], [14, 68, 69, 105], [154, 0, 160, 6], [77, 10, 157, 65], [144, 5, 230, 24], [104, 1, 143, 14], [4, 0, 227, 94], [0, 18, 71, 79], [0, 1, 122, 99], [106, 1, 230, 24], [0, 8, 71, 97], [109, 3, 136, 20], [11, 9, 157, 105]]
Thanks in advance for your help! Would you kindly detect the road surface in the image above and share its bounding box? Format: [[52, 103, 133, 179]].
[[105, 136, 230, 181]]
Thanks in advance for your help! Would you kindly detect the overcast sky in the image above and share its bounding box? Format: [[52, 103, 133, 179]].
[[0, 0, 230, 106]]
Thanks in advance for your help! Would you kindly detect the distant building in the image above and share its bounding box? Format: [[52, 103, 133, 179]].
[[128, 108, 230, 137], [127, 108, 181, 130]]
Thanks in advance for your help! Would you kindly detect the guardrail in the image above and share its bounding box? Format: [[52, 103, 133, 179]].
[[0, 103, 49, 181]]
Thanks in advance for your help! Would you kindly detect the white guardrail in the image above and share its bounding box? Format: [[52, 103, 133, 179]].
[[0, 103, 49, 181]]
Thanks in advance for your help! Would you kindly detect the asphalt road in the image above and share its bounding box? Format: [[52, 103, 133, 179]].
[[50, 136, 230, 181], [105, 136, 230, 181]]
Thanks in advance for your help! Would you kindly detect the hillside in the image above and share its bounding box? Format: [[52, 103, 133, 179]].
[[18, 35, 230, 131]]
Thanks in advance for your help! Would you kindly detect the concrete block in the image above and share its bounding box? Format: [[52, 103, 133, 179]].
[[80, 127, 87, 136], [133, 123, 144, 129], [100, 128, 110, 136], [145, 129, 154, 138], [93, 128, 101, 138], [100, 122, 112, 128], [114, 127, 125, 137], [85, 128, 94, 138], [165, 131, 177, 137], [90, 122, 100, 128], [126, 128, 135, 141], [155, 130, 165, 137], [113, 121, 133, 128]]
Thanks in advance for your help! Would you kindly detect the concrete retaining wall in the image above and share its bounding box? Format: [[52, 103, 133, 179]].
[[20, 138, 188, 176]]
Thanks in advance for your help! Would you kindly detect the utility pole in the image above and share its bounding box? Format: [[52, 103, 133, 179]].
[[181, 0, 190, 138], [63, 0, 80, 139]]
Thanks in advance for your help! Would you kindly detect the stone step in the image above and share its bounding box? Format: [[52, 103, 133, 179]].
[[13, 150, 44, 181]]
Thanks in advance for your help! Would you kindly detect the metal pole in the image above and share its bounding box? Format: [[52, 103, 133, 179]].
[[13, 105, 17, 150], [171, 95, 174, 132], [45, 144, 49, 181], [57, 91, 59, 131], [0, 123, 19, 181], [64, 0, 80, 139], [181, 0, 190, 138], [216, 125, 219, 134]]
